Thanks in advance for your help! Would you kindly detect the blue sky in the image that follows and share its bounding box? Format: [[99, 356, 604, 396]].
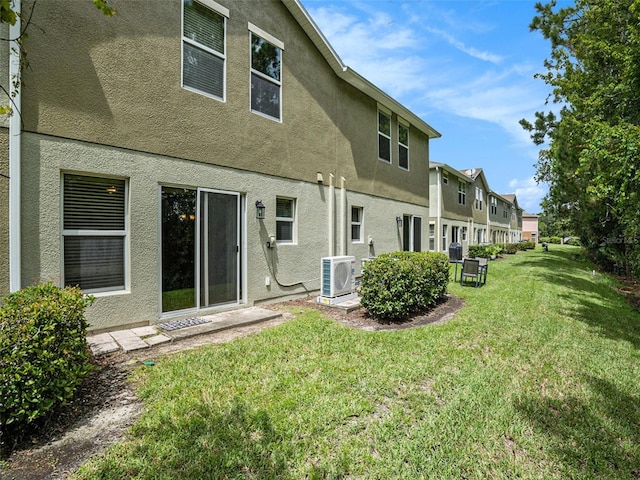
[[299, 0, 568, 213]]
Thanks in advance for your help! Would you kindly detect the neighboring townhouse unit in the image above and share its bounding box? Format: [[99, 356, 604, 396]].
[[1, 0, 440, 331], [502, 194, 524, 242], [488, 191, 512, 244], [429, 163, 529, 252], [460, 168, 490, 246], [428, 163, 480, 255], [522, 213, 539, 243]]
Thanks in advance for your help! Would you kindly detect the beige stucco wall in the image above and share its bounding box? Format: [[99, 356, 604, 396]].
[[21, 0, 430, 207], [440, 175, 472, 221], [21, 132, 428, 330], [0, 128, 8, 298]]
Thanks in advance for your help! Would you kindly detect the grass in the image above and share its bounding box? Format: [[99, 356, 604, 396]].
[[72, 246, 640, 479]]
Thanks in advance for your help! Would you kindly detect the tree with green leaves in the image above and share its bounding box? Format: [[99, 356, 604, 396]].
[[521, 0, 640, 277]]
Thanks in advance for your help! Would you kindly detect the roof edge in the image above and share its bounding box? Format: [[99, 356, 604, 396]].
[[282, 0, 441, 139]]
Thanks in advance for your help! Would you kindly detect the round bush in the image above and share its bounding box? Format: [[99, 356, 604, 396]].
[[359, 251, 449, 322], [0, 284, 94, 435]]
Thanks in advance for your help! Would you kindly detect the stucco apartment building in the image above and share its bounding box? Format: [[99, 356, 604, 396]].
[[429, 162, 524, 255], [0, 0, 441, 331]]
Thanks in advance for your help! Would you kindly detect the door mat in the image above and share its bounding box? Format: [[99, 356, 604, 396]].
[[158, 317, 212, 331]]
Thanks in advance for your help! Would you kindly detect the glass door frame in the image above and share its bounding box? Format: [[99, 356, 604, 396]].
[[159, 185, 245, 318], [196, 188, 243, 309]]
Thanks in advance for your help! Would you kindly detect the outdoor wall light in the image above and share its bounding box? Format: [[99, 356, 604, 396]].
[[396, 216, 403, 228], [255, 200, 266, 220]]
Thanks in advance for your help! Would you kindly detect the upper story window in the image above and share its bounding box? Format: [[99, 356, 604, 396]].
[[490, 197, 497, 215], [398, 122, 409, 170], [443, 172, 448, 184], [63, 174, 128, 293], [182, 0, 228, 101], [249, 24, 283, 121], [457, 181, 466, 205], [475, 187, 483, 210], [351, 207, 363, 242], [276, 197, 295, 243], [378, 110, 391, 163]]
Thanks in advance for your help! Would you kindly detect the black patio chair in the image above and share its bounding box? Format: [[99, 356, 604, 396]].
[[460, 258, 481, 287]]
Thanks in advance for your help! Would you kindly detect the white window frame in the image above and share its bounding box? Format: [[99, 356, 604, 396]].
[[442, 224, 448, 251], [403, 215, 422, 252], [443, 173, 448, 184], [351, 206, 363, 243], [275, 196, 295, 244], [249, 23, 283, 122], [462, 226, 467, 241], [475, 187, 483, 210], [61, 174, 129, 295], [490, 196, 497, 215], [378, 108, 392, 163], [452, 226, 459, 243], [398, 120, 409, 171], [458, 181, 466, 205], [181, 0, 228, 101], [428, 223, 435, 251]]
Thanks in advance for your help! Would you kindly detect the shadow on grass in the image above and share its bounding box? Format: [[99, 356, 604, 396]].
[[515, 375, 640, 478], [517, 250, 640, 349], [95, 400, 291, 479]]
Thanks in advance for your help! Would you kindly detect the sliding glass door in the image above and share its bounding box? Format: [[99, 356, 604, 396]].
[[161, 187, 241, 314]]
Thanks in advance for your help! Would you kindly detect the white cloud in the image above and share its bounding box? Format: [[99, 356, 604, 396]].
[[424, 27, 503, 64], [508, 177, 547, 213], [307, 4, 547, 145]]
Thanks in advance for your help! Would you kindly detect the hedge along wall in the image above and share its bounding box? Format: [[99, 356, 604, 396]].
[[359, 251, 450, 322], [0, 283, 94, 453]]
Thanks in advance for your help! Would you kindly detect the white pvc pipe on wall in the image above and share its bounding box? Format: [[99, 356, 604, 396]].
[[328, 173, 334, 257], [340, 176, 346, 255], [9, 1, 22, 292]]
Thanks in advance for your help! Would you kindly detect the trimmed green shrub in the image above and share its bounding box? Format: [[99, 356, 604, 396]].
[[501, 243, 518, 254], [0, 284, 94, 437], [516, 241, 535, 251], [468, 244, 490, 258], [360, 251, 449, 322], [565, 237, 582, 246], [549, 236, 562, 244]]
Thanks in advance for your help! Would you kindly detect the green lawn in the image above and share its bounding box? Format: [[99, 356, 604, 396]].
[[72, 246, 640, 479]]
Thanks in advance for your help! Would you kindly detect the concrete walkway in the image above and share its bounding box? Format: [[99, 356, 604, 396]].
[[87, 307, 282, 356]]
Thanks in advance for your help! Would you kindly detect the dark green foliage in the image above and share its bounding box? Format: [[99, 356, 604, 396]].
[[516, 241, 535, 251], [0, 284, 94, 437], [565, 237, 581, 246], [468, 245, 490, 258], [359, 252, 449, 322], [522, 0, 640, 278], [501, 243, 518, 254]]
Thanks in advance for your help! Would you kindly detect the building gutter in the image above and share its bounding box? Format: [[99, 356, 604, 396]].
[[9, 1, 21, 292], [436, 167, 441, 251], [328, 173, 335, 257], [339, 176, 346, 255]]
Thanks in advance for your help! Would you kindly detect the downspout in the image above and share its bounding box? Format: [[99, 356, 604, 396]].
[[8, 1, 21, 292], [339, 176, 346, 255], [328, 173, 335, 257], [436, 167, 441, 252]]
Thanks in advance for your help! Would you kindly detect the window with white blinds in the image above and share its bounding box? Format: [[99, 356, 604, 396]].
[[63, 175, 127, 293], [182, 0, 226, 100], [275, 197, 295, 243]]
